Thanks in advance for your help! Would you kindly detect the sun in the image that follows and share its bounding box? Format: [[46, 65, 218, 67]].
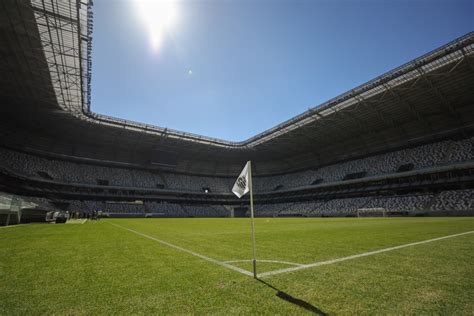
[[134, 0, 179, 51]]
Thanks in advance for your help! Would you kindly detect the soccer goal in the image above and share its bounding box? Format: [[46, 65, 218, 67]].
[[356, 208, 387, 217], [356, 208, 411, 217]]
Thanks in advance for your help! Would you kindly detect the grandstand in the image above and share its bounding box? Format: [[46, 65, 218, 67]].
[[0, 1, 473, 220]]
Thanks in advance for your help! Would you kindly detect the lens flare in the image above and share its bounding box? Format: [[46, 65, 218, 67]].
[[134, 0, 179, 51]]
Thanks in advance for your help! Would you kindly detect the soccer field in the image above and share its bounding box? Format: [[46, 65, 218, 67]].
[[1, 217, 473, 314]]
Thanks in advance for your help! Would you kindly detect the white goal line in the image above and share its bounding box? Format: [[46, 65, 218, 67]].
[[258, 230, 474, 277]]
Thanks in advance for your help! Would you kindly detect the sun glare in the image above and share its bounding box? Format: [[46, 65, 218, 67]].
[[134, 0, 179, 51]]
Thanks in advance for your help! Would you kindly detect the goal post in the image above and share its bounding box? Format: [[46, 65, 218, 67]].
[[356, 208, 387, 217], [356, 208, 411, 217]]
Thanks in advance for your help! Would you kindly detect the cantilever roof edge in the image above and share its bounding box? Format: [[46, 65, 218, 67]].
[[244, 31, 474, 146], [30, 1, 474, 149], [86, 31, 474, 148]]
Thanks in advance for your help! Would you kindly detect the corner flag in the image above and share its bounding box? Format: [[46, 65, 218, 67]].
[[232, 161, 257, 278], [232, 161, 250, 198]]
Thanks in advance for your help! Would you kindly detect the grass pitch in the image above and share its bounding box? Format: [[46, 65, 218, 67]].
[[1, 217, 473, 314]]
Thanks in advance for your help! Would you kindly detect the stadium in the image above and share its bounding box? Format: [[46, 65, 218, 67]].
[[1, 0, 473, 314]]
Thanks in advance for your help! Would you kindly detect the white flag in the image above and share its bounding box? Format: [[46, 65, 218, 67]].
[[232, 161, 251, 198]]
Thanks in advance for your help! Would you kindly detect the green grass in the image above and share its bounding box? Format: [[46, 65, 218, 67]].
[[1, 217, 473, 315]]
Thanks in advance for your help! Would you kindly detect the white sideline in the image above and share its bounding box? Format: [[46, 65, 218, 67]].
[[107, 222, 253, 277], [258, 230, 474, 277], [0, 225, 21, 229]]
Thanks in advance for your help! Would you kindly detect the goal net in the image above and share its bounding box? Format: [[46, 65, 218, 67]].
[[356, 208, 387, 217], [356, 208, 411, 217]]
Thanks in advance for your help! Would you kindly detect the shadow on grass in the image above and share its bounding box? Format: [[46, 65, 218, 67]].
[[257, 279, 327, 315]]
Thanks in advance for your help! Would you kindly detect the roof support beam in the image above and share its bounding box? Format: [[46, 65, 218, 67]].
[[417, 68, 463, 126], [30, 5, 78, 24], [461, 48, 474, 72], [382, 83, 432, 137]]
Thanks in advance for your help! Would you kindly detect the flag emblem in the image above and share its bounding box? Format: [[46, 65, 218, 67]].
[[236, 177, 247, 190]]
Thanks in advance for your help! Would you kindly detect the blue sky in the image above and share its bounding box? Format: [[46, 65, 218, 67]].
[[91, 0, 473, 141]]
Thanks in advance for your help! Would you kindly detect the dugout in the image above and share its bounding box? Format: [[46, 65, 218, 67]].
[[0, 193, 34, 226]]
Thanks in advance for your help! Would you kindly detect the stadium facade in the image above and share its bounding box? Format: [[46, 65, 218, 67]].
[[1, 1, 473, 221]]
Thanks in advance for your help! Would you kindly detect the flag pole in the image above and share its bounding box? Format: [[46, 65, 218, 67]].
[[248, 161, 257, 278]]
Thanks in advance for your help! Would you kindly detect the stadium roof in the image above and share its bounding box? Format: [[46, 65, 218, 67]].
[[1, 1, 474, 175]]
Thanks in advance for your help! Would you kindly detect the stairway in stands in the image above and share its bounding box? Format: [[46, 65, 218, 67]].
[[422, 193, 439, 212], [439, 141, 456, 165], [157, 171, 168, 189]]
